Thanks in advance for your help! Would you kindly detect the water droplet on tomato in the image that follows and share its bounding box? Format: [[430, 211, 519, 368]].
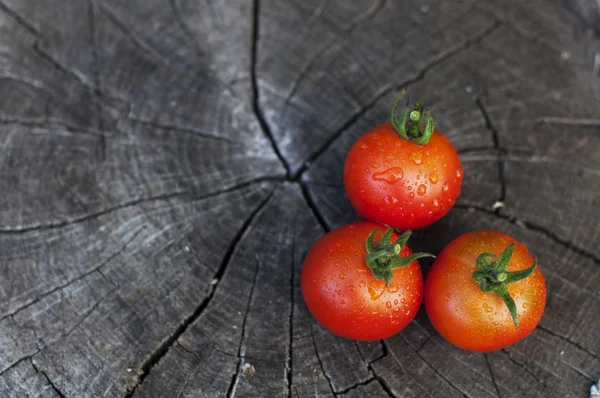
[[387, 282, 399, 293], [429, 173, 439, 184], [372, 162, 380, 168], [384, 195, 399, 205], [417, 184, 427, 196], [442, 183, 449, 193], [339, 273, 346, 280], [394, 299, 399, 305], [359, 280, 366, 287], [410, 152, 423, 165], [372, 167, 404, 184], [367, 280, 386, 300], [386, 301, 392, 309], [522, 303, 529, 309], [433, 199, 439, 208], [408, 192, 415, 198], [456, 169, 462, 178], [483, 303, 493, 313]]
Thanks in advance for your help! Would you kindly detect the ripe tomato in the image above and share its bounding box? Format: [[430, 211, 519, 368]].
[[344, 96, 462, 230], [425, 230, 546, 352], [301, 221, 432, 341]]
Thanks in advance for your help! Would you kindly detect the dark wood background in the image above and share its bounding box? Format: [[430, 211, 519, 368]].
[[0, 0, 599, 397]]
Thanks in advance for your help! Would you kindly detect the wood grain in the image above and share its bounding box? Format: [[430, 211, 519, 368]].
[[0, 0, 598, 397]]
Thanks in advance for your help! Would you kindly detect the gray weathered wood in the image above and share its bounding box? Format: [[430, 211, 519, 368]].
[[0, 0, 599, 397]]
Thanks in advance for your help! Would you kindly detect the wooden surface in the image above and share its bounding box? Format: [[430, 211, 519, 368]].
[[0, 0, 599, 397]]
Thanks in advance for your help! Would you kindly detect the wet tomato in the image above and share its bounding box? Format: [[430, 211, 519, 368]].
[[301, 221, 432, 341], [425, 230, 546, 352], [344, 95, 462, 230]]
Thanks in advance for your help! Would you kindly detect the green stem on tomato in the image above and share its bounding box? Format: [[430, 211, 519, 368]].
[[472, 244, 537, 328], [365, 228, 434, 285], [391, 91, 435, 145]]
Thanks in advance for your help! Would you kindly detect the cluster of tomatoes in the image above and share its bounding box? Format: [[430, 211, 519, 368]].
[[301, 95, 546, 352]]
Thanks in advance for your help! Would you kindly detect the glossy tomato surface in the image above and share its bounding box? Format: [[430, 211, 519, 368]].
[[300, 222, 423, 341], [344, 123, 462, 230], [425, 230, 546, 352]]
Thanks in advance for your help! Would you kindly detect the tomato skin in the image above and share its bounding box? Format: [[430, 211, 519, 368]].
[[425, 230, 546, 352], [301, 222, 423, 341], [344, 123, 462, 230]]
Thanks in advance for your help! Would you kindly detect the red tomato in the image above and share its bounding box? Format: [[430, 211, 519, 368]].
[[344, 97, 462, 230], [425, 230, 546, 352], [301, 221, 430, 341]]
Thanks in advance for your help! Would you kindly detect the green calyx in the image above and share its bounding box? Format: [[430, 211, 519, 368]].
[[391, 91, 435, 145], [365, 228, 434, 285], [472, 244, 537, 328]]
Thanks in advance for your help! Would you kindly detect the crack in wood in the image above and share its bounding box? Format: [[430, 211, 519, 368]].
[[298, 180, 330, 232], [0, 226, 145, 322], [123, 188, 275, 398], [87, 0, 107, 162], [403, 337, 471, 398], [0, 177, 282, 234], [0, 192, 186, 234], [98, 3, 167, 66], [31, 362, 68, 398], [292, 20, 502, 180], [282, 0, 387, 116], [475, 98, 505, 212], [335, 376, 375, 396], [310, 325, 337, 396], [168, 0, 203, 61], [500, 349, 545, 384], [485, 353, 502, 398], [125, 118, 234, 143], [252, 0, 291, 177], [536, 325, 599, 360], [226, 255, 261, 398], [0, 0, 40, 36]]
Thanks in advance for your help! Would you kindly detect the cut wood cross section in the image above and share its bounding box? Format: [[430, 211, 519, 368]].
[[0, 0, 598, 397]]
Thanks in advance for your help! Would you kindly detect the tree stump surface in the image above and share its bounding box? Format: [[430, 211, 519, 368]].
[[0, 1, 599, 397]]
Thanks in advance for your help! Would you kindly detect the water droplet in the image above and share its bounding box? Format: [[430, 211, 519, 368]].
[[433, 166, 438, 172], [322, 277, 326, 281], [522, 303, 529, 309], [386, 301, 392, 309], [359, 280, 366, 287], [456, 169, 462, 178], [394, 299, 399, 305], [384, 195, 399, 205], [372, 167, 404, 184], [429, 173, 439, 184], [483, 303, 493, 313], [367, 281, 386, 300], [410, 152, 423, 165], [339, 273, 346, 280], [407, 186, 413, 191], [372, 162, 380, 168], [387, 283, 399, 293], [442, 183, 449, 193], [408, 192, 415, 198], [417, 185, 427, 196], [433, 199, 439, 208], [416, 175, 421, 180]]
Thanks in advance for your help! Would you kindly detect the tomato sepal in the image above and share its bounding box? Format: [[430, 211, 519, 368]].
[[391, 92, 435, 146], [365, 228, 434, 285], [472, 244, 538, 328]]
